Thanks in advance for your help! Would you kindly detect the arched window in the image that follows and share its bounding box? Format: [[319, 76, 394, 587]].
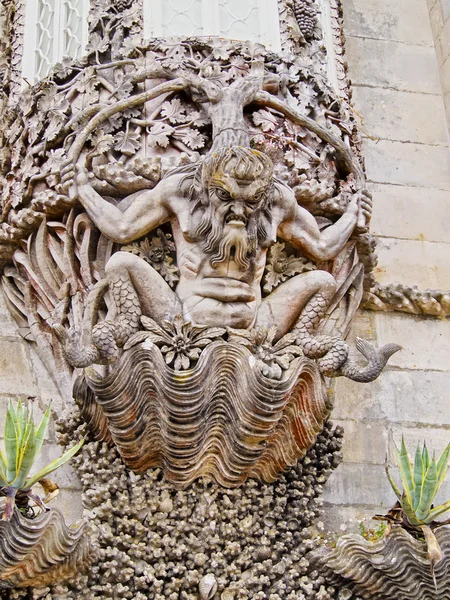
[[22, 0, 89, 82], [143, 0, 281, 52]]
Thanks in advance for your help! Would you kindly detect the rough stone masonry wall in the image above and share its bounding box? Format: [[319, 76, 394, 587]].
[[323, 0, 450, 530]]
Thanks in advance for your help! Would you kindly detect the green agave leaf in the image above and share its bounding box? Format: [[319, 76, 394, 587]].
[[413, 443, 424, 510], [401, 492, 421, 526], [34, 405, 51, 459], [0, 449, 7, 486], [397, 436, 414, 504], [436, 443, 450, 492], [12, 416, 37, 489], [385, 460, 402, 502], [426, 499, 450, 524], [14, 409, 34, 477], [5, 402, 19, 482], [23, 439, 84, 490], [422, 442, 430, 472], [416, 457, 438, 522]]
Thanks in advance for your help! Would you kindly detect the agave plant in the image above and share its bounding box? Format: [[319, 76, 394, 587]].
[[384, 437, 450, 583], [0, 400, 83, 521]]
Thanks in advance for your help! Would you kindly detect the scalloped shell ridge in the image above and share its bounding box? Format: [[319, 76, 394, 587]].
[[84, 340, 329, 487]]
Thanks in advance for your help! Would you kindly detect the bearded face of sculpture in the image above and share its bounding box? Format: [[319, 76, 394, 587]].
[[194, 148, 275, 267]]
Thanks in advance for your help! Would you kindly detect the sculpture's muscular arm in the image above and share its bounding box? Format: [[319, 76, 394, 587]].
[[63, 166, 182, 244], [276, 184, 371, 261]]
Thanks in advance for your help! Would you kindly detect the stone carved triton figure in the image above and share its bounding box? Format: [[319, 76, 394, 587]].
[[0, 47, 401, 485], [59, 144, 395, 381]]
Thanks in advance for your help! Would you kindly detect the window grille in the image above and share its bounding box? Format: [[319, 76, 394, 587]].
[[143, 0, 281, 52], [22, 0, 89, 82]]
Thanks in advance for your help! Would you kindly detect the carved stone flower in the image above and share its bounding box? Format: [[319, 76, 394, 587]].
[[122, 229, 179, 288], [227, 326, 303, 380], [264, 242, 316, 293], [125, 315, 226, 371]]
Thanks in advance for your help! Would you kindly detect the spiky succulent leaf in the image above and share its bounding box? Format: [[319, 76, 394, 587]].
[[422, 442, 430, 472], [413, 444, 424, 510], [426, 499, 450, 524], [416, 457, 438, 522], [4, 403, 19, 482], [34, 405, 51, 459], [401, 492, 421, 526], [385, 461, 403, 503], [23, 439, 84, 490], [12, 417, 37, 488], [0, 449, 7, 486], [436, 443, 450, 491], [397, 437, 414, 505]]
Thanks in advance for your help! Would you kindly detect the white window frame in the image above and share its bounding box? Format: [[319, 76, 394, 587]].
[[22, 0, 89, 83], [143, 0, 281, 52]]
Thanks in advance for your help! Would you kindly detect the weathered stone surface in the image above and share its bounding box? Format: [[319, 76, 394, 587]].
[[375, 312, 450, 371], [374, 237, 450, 289], [322, 503, 387, 533], [352, 87, 448, 145], [334, 419, 389, 464], [343, 0, 434, 46], [370, 184, 450, 243], [345, 37, 442, 93], [363, 139, 450, 190], [335, 369, 450, 424], [323, 463, 395, 506], [0, 340, 37, 396]]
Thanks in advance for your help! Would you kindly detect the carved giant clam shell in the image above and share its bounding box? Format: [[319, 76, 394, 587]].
[[314, 525, 450, 599], [80, 340, 329, 487], [0, 503, 92, 589]]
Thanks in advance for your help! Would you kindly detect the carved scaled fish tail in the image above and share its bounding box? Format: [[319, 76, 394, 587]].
[[54, 276, 142, 368], [294, 294, 401, 382]]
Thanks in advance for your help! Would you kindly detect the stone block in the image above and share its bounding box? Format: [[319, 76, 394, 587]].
[[0, 291, 22, 338], [335, 419, 389, 464], [366, 370, 450, 425], [343, 0, 434, 46], [323, 463, 396, 506], [352, 87, 448, 145], [28, 347, 65, 410], [375, 312, 450, 371], [370, 184, 450, 244], [322, 503, 388, 534], [443, 0, 450, 20], [374, 237, 450, 289], [364, 139, 450, 190], [0, 340, 37, 396], [345, 37, 442, 94], [333, 374, 388, 422]]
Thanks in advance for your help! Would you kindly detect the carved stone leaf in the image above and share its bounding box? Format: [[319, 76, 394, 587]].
[[89, 130, 115, 156], [252, 109, 279, 132], [86, 32, 109, 55], [114, 129, 141, 156], [147, 122, 175, 148], [229, 56, 250, 79], [175, 128, 206, 150], [188, 110, 210, 127], [160, 98, 187, 124], [45, 149, 66, 173]]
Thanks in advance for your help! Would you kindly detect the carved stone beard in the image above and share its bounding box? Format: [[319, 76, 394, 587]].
[[194, 200, 271, 269]]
